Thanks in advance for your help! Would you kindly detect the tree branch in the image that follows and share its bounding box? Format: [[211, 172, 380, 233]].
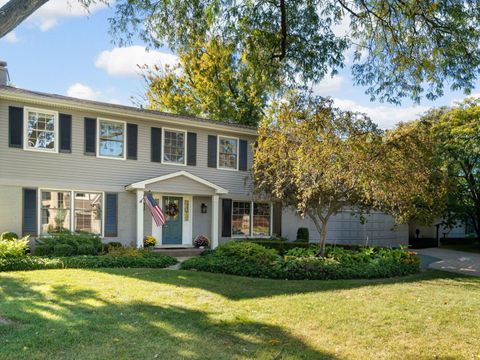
[[0, 0, 49, 38]]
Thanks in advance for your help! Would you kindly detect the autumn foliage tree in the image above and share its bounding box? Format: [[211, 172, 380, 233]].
[[253, 93, 381, 256]]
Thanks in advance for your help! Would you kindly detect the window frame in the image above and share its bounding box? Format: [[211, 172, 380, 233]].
[[23, 106, 59, 153], [38, 188, 105, 237], [231, 201, 272, 238], [161, 127, 187, 166], [217, 135, 239, 171], [96, 118, 127, 160]]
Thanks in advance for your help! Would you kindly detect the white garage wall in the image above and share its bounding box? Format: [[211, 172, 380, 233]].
[[282, 208, 408, 247]]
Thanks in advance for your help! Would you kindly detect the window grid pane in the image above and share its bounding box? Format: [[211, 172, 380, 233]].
[[99, 120, 124, 158], [27, 111, 55, 150], [219, 137, 237, 169], [253, 203, 270, 236], [74, 192, 102, 234], [232, 201, 250, 236], [40, 190, 71, 234], [163, 130, 185, 164]]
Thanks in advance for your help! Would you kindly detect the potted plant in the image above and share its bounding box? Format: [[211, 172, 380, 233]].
[[143, 235, 157, 249], [193, 235, 210, 249]]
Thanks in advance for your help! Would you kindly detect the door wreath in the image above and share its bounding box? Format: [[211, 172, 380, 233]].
[[165, 202, 179, 217]]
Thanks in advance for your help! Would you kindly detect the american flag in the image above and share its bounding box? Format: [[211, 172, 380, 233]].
[[144, 192, 166, 226]]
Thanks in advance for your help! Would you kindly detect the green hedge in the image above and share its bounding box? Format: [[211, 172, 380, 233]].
[[181, 242, 420, 280], [237, 239, 312, 254], [34, 232, 104, 256], [0, 253, 177, 272]]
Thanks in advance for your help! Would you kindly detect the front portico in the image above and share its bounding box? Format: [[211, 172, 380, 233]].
[[126, 171, 228, 249]]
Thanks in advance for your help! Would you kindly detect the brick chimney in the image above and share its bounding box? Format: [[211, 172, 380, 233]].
[[0, 61, 10, 86]]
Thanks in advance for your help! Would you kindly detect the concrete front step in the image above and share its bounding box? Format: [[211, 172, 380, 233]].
[[154, 248, 205, 257]]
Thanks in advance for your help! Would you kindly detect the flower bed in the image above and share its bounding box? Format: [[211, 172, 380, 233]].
[[181, 241, 420, 280]]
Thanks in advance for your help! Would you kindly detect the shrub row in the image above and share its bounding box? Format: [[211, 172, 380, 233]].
[[34, 232, 104, 256], [181, 241, 420, 280], [0, 253, 177, 272]]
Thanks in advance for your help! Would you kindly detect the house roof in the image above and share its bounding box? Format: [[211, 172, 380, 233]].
[[125, 170, 229, 194], [0, 85, 258, 136]]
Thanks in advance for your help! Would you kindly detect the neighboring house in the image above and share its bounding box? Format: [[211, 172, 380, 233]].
[[0, 62, 410, 248]]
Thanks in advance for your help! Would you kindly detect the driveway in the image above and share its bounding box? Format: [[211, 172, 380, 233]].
[[416, 248, 480, 276]]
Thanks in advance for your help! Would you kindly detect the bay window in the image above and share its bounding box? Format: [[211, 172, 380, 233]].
[[74, 192, 103, 234], [253, 203, 271, 236], [98, 119, 125, 159], [232, 201, 251, 235], [25, 108, 58, 152]]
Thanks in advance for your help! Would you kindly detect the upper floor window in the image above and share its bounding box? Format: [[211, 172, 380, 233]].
[[163, 128, 186, 165], [98, 119, 126, 159], [24, 107, 58, 152], [218, 136, 238, 170]]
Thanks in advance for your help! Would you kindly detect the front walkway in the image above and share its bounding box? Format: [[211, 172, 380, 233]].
[[416, 248, 480, 276]]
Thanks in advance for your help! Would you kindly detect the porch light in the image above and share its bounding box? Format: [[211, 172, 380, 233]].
[[201, 203, 208, 214]]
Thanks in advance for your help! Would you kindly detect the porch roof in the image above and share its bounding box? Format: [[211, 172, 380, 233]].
[[125, 170, 229, 195]]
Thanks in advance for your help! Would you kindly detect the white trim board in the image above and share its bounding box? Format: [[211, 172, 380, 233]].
[[126, 170, 229, 194]]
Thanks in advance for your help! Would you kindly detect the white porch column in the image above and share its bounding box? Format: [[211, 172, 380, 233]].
[[211, 194, 219, 249], [136, 189, 144, 248]]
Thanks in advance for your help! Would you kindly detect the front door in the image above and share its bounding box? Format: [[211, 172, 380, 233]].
[[162, 196, 183, 245]]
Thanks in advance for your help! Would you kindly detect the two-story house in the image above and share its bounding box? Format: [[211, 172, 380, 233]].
[[0, 62, 411, 248]]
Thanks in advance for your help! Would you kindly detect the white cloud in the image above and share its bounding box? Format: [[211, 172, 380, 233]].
[[26, 0, 110, 31], [333, 98, 430, 129], [311, 76, 345, 95], [67, 83, 100, 101], [95, 46, 179, 77], [2, 31, 19, 43]]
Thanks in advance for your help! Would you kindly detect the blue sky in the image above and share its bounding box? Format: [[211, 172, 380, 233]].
[[0, 0, 478, 129]]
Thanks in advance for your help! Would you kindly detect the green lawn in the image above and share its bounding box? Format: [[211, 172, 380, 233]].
[[0, 269, 479, 359]]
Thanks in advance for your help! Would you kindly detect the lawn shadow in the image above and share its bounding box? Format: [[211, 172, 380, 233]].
[[0, 275, 335, 360], [92, 267, 479, 301]]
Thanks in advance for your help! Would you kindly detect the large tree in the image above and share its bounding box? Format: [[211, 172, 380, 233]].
[[2, 1, 480, 106], [144, 37, 275, 126], [253, 92, 381, 256], [430, 99, 480, 243]]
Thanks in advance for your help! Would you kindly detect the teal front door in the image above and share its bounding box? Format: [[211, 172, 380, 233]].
[[162, 196, 183, 245]]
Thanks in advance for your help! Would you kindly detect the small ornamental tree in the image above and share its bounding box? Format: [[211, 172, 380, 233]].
[[253, 93, 381, 256]]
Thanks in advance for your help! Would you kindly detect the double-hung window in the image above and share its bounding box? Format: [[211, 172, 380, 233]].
[[162, 128, 186, 165], [24, 108, 58, 152], [39, 190, 103, 235], [231, 201, 271, 237], [40, 190, 71, 234], [98, 119, 126, 159], [218, 136, 238, 170]]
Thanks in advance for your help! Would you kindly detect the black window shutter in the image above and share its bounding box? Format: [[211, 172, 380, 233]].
[[84, 117, 96, 155], [187, 132, 197, 166], [151, 127, 162, 162], [272, 202, 282, 237], [239, 139, 248, 171], [104, 193, 118, 237], [9, 106, 23, 148], [127, 123, 138, 160], [208, 135, 217, 168], [221, 199, 232, 237], [59, 113, 72, 153], [23, 188, 37, 236]]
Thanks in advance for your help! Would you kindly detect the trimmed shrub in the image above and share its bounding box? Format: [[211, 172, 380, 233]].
[[35, 232, 102, 256], [33, 244, 53, 256], [238, 239, 312, 255], [181, 242, 421, 280], [52, 244, 75, 257], [0, 253, 177, 272], [296, 227, 309, 242], [0, 232, 19, 241], [0, 237, 29, 258], [0, 256, 63, 272], [77, 244, 96, 255]]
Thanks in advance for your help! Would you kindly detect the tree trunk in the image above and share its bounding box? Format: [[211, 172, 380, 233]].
[[0, 0, 49, 39], [319, 221, 328, 257]]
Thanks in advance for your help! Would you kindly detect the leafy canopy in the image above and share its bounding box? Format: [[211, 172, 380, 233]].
[[110, 0, 480, 104]]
